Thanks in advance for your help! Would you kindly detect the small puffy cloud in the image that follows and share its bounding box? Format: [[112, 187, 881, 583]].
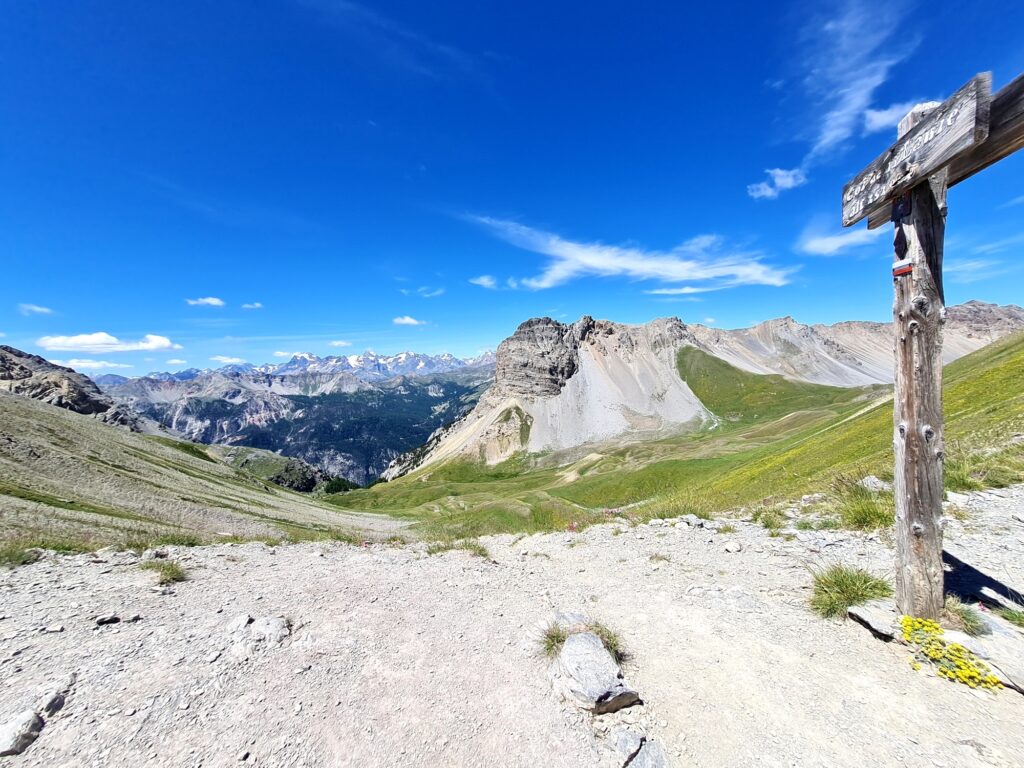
[[747, 168, 808, 200], [328, 340, 352, 348], [798, 226, 886, 256], [469, 275, 497, 289], [210, 355, 245, 364], [241, 302, 263, 309], [50, 359, 133, 370], [37, 332, 182, 353], [863, 100, 919, 134], [166, 358, 187, 365], [393, 315, 426, 326], [186, 297, 225, 307], [19, 303, 53, 316], [703, 317, 717, 325]]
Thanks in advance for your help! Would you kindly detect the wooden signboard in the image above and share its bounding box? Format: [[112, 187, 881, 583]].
[[842, 73, 991, 227]]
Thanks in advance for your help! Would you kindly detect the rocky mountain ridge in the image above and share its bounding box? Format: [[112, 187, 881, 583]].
[[0, 346, 145, 431], [387, 301, 1024, 477]]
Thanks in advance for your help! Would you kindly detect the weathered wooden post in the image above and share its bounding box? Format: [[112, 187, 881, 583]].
[[843, 71, 1024, 619]]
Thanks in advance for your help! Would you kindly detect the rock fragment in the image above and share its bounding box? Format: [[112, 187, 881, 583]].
[[0, 711, 44, 756], [551, 632, 640, 715]]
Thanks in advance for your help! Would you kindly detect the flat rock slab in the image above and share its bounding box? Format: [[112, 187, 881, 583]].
[[847, 600, 898, 640], [629, 739, 670, 768], [552, 632, 640, 714], [0, 711, 44, 757]]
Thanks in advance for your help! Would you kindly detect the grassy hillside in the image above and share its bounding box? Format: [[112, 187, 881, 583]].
[[329, 334, 1024, 538], [0, 393, 396, 552]]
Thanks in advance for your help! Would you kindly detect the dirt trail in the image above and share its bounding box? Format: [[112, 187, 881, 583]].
[[2, 486, 1024, 767]]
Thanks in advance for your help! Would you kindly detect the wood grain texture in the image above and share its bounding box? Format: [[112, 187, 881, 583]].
[[891, 110, 947, 620], [844, 73, 990, 227], [867, 72, 1024, 229]]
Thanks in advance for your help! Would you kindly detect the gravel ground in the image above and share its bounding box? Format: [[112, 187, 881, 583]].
[[2, 486, 1024, 767]]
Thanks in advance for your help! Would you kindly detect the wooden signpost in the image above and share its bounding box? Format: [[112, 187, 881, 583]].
[[843, 71, 1024, 620]]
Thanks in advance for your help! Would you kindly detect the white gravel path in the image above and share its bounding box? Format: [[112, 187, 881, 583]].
[[2, 486, 1024, 767]]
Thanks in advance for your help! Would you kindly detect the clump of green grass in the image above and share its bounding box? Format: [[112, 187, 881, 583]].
[[541, 620, 626, 663], [944, 595, 990, 636], [0, 536, 93, 568], [945, 442, 1024, 492], [830, 476, 893, 530], [425, 539, 490, 559], [649, 553, 670, 563], [810, 564, 892, 618], [753, 507, 786, 532], [718, 523, 737, 534], [997, 607, 1024, 629], [140, 560, 188, 584]]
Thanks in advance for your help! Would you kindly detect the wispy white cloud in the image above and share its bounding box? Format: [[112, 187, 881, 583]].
[[747, 168, 808, 200], [798, 225, 887, 256], [186, 296, 225, 307], [702, 317, 717, 325], [166, 358, 187, 365], [748, 0, 915, 199], [400, 286, 445, 298], [328, 339, 353, 347], [1000, 195, 1024, 209], [393, 315, 427, 326], [210, 355, 246, 364], [37, 332, 182, 353], [51, 359, 133, 371], [944, 259, 1004, 284], [273, 350, 312, 358], [474, 217, 791, 292], [302, 0, 481, 81], [863, 100, 920, 134], [971, 234, 1024, 255], [241, 302, 263, 310], [469, 275, 497, 289], [18, 303, 53, 316]]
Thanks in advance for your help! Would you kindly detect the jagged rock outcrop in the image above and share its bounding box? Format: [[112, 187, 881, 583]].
[[0, 346, 144, 431]]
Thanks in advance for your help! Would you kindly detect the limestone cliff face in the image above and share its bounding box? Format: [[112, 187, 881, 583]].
[[385, 316, 710, 476]]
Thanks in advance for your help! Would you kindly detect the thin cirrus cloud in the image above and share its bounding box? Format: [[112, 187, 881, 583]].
[[186, 297, 225, 307], [468, 275, 497, 289], [393, 316, 427, 326], [18, 303, 54, 316], [400, 286, 445, 298], [797, 225, 887, 256], [166, 359, 187, 365], [241, 302, 263, 309], [472, 216, 791, 292], [748, 0, 917, 199], [944, 259, 1004, 285], [36, 332, 182, 353], [210, 355, 246, 364], [50, 359, 133, 371], [328, 340, 353, 347]]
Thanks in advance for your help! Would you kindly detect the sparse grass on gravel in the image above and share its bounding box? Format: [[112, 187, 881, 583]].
[[997, 607, 1024, 629], [541, 620, 626, 663], [810, 564, 892, 618], [944, 595, 990, 636], [0, 536, 94, 568], [830, 476, 893, 530], [425, 539, 490, 559], [140, 560, 188, 584], [649, 553, 670, 563]]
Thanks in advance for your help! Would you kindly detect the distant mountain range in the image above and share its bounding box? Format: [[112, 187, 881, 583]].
[[92, 352, 497, 484], [93, 349, 497, 389]]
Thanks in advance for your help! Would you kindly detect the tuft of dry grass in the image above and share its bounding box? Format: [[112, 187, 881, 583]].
[[139, 560, 188, 584], [944, 595, 990, 636]]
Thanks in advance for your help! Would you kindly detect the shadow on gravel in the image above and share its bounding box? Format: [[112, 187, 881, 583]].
[[944, 550, 1024, 607]]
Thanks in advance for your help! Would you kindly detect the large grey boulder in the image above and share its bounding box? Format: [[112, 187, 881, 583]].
[[0, 711, 44, 756], [551, 632, 640, 714]]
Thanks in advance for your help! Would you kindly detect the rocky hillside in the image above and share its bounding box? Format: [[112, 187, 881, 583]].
[[99, 367, 494, 485], [0, 346, 144, 431], [388, 302, 1024, 477]]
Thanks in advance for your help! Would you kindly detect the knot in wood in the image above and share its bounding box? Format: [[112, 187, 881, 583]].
[[908, 320, 920, 334], [922, 425, 935, 441], [912, 522, 925, 536], [898, 423, 907, 438], [912, 295, 929, 313]]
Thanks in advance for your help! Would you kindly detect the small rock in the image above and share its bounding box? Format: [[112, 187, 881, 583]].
[[550, 632, 640, 714], [43, 624, 64, 634], [631, 739, 670, 768], [0, 711, 44, 756], [96, 614, 121, 626], [724, 541, 742, 553], [859, 475, 893, 493]]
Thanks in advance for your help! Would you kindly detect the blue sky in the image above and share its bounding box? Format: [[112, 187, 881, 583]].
[[2, 0, 1022, 373]]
